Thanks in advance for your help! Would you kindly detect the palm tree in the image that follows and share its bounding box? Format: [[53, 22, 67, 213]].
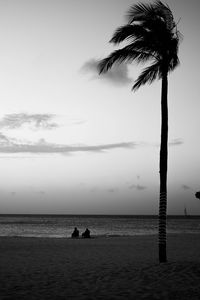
[[99, 1, 181, 263]]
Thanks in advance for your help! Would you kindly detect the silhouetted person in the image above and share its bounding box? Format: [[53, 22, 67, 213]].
[[82, 228, 91, 238], [71, 227, 79, 238]]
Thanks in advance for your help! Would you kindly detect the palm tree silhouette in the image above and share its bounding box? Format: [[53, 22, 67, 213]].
[[99, 1, 181, 263]]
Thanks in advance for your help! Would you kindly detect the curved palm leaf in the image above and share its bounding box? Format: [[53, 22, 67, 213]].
[[127, 1, 175, 30], [99, 45, 155, 74], [154, 1, 175, 30], [110, 23, 164, 54], [132, 61, 161, 90], [168, 55, 180, 72], [127, 40, 160, 60], [110, 24, 147, 44], [126, 2, 156, 24]]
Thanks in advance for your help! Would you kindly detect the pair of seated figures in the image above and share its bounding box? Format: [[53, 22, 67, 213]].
[[71, 227, 90, 238]]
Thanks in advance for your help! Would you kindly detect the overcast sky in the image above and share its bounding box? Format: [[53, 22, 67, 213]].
[[0, 0, 200, 214]]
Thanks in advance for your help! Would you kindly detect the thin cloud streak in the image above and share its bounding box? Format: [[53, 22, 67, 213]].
[[169, 138, 184, 146], [154, 138, 184, 147], [81, 58, 132, 86], [0, 134, 135, 154], [129, 184, 147, 191]]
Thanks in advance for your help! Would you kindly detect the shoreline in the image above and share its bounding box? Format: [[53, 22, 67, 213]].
[[1, 234, 200, 299], [0, 233, 158, 239], [0, 231, 199, 239]]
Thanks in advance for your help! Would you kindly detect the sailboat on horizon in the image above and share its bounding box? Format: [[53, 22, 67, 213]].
[[184, 206, 189, 217]]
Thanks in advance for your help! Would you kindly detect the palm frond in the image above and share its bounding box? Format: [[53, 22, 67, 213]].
[[142, 17, 169, 35], [176, 30, 183, 44], [129, 38, 159, 55], [126, 2, 155, 24], [168, 55, 180, 72], [110, 24, 147, 44], [127, 1, 175, 32], [99, 0, 181, 91], [98, 49, 132, 74], [163, 36, 180, 71], [132, 61, 161, 90], [154, 1, 175, 30], [98, 44, 157, 74]]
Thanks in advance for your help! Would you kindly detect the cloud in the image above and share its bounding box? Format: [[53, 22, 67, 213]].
[[0, 132, 10, 144], [129, 184, 147, 191], [181, 184, 191, 190], [81, 58, 132, 86], [107, 188, 117, 193], [39, 191, 45, 195], [169, 139, 184, 146], [0, 133, 135, 154], [0, 113, 58, 130]]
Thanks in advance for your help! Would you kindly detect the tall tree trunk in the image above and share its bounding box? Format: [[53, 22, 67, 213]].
[[159, 71, 168, 263]]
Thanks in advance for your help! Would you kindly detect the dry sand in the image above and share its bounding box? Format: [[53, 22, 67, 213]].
[[0, 234, 200, 299]]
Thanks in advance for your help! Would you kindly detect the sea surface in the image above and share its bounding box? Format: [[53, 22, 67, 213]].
[[0, 215, 200, 238]]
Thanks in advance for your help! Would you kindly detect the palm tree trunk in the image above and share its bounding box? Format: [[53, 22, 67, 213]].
[[159, 70, 168, 263]]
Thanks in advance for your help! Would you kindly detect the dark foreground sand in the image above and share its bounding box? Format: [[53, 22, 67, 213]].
[[0, 234, 200, 299]]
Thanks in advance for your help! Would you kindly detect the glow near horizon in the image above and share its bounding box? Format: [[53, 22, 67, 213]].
[[0, 0, 200, 214]]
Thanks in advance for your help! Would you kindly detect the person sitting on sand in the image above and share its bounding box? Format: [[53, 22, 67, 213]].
[[71, 227, 79, 238], [82, 228, 91, 238]]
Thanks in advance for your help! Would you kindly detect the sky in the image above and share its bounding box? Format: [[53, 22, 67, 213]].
[[0, 0, 199, 215]]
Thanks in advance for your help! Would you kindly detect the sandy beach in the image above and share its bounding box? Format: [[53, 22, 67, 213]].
[[0, 234, 200, 299]]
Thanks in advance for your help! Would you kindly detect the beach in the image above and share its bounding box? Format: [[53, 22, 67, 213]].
[[0, 234, 200, 299]]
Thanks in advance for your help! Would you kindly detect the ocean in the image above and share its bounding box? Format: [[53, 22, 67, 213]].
[[0, 215, 200, 238]]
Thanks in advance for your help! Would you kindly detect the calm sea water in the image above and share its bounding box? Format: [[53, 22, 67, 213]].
[[0, 215, 200, 238]]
